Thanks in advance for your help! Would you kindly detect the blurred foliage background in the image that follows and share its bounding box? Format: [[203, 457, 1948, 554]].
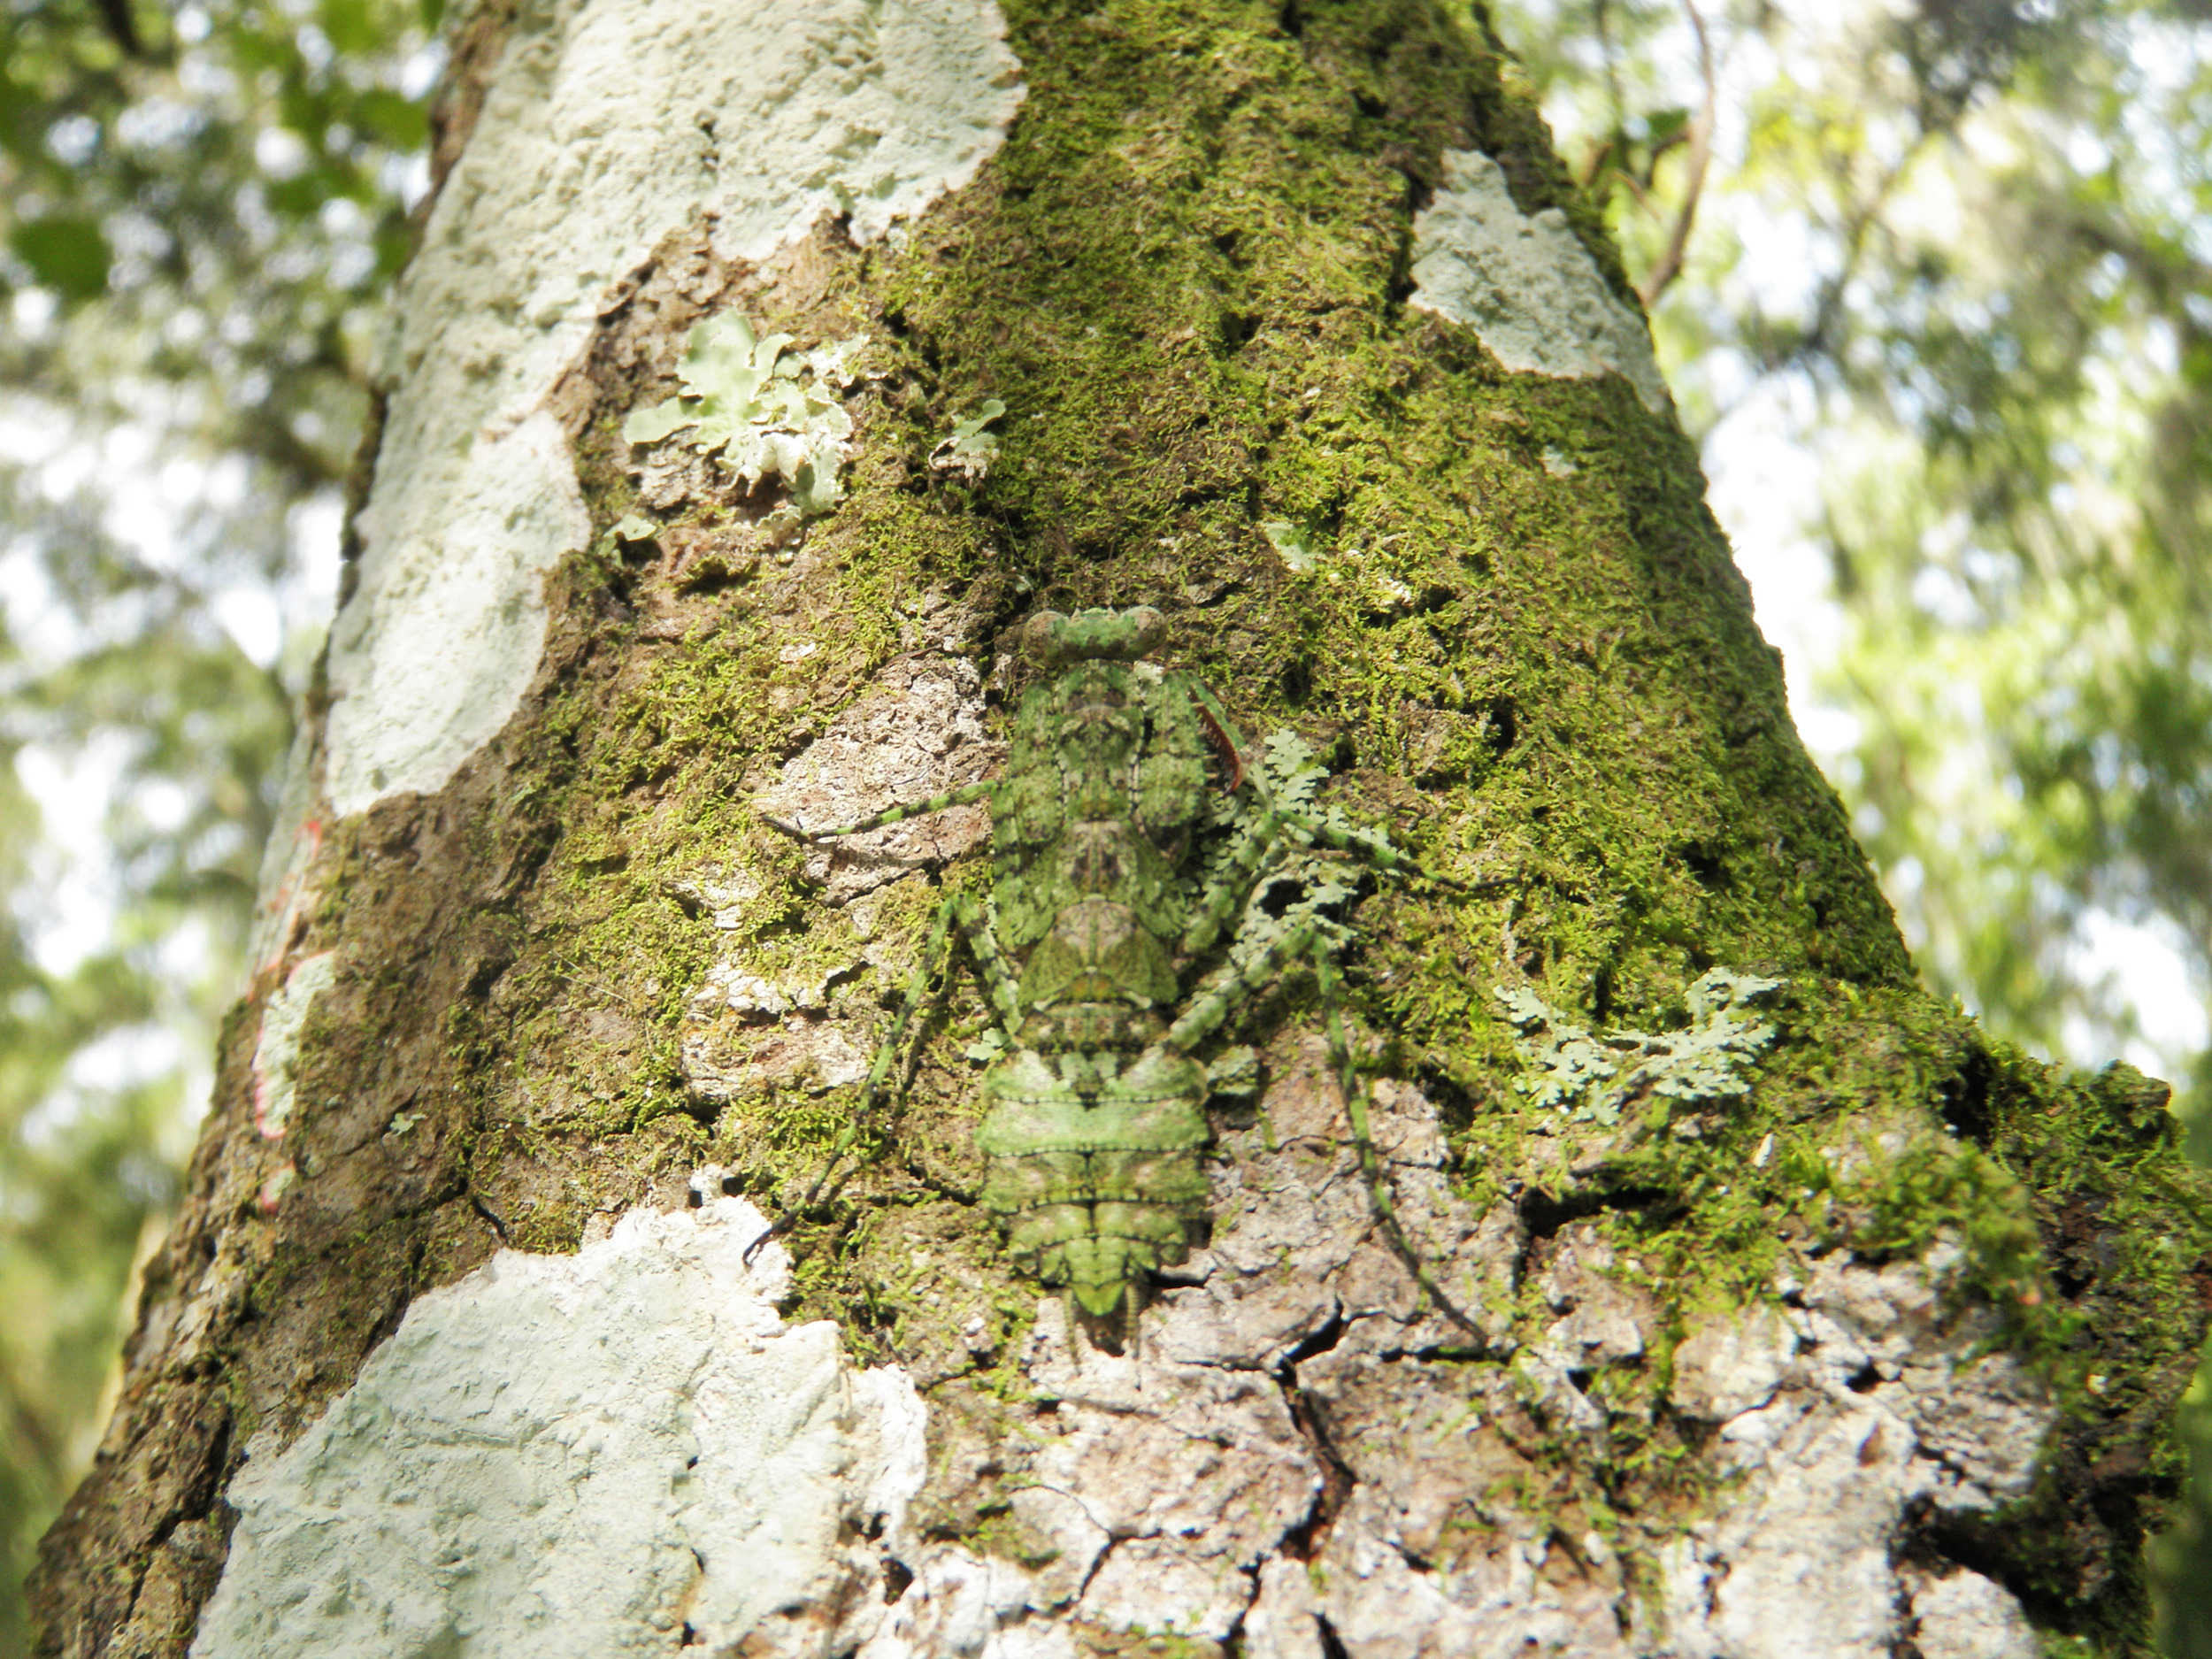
[[1, 0, 2208, 1652]]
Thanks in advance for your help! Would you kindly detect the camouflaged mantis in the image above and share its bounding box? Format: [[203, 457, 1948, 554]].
[[764, 606, 1437, 1320]]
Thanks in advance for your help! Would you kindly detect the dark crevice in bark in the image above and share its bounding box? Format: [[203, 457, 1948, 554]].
[[1936, 1042, 1998, 1145], [1274, 1310, 1353, 1561], [469, 1193, 509, 1243], [1676, 840, 1730, 893], [1385, 175, 1424, 312], [1591, 962, 1616, 1025], [169, 1412, 232, 1539], [334, 388, 386, 613], [1518, 1183, 1671, 1241], [880, 1555, 914, 1603]]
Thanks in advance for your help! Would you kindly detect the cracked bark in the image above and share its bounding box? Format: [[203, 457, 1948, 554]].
[[28, 2, 2208, 1657]]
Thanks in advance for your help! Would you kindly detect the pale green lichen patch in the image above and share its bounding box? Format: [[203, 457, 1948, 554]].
[[624, 315, 868, 519], [930, 397, 1008, 481], [1260, 519, 1318, 572], [1496, 969, 1780, 1125]]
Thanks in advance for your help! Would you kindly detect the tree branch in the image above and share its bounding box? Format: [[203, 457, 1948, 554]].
[[1637, 0, 1716, 307]]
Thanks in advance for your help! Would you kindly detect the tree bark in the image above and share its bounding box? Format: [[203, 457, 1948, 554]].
[[31, 1, 2210, 1655]]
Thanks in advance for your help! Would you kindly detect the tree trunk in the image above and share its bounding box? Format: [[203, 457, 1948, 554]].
[[30, 2, 2209, 1655]]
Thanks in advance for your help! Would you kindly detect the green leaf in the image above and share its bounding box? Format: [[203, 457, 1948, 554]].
[[11, 218, 109, 301], [350, 88, 427, 150], [319, 0, 381, 56]]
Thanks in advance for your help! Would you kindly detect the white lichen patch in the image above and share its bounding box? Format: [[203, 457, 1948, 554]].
[[249, 951, 338, 1140], [188, 1196, 928, 1659], [1409, 149, 1670, 414], [1906, 1566, 2041, 1659], [326, 0, 1025, 817], [1655, 1240, 2056, 1659], [331, 411, 591, 814]]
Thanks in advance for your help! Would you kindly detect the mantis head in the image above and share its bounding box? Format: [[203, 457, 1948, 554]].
[[1022, 606, 1168, 665]]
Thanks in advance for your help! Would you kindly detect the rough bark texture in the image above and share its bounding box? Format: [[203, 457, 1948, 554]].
[[31, 2, 2212, 1656]]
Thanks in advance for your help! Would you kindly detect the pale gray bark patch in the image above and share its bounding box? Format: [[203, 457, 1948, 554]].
[[247, 951, 338, 1139], [684, 651, 1001, 1104], [1409, 150, 1671, 415], [326, 0, 1025, 818], [754, 653, 1000, 902], [1904, 1566, 2042, 1659], [1536, 1221, 1655, 1368], [1245, 1557, 1329, 1659], [185, 1195, 928, 1659], [856, 1048, 1543, 1657], [1654, 1244, 2055, 1659], [1669, 1303, 1794, 1421]]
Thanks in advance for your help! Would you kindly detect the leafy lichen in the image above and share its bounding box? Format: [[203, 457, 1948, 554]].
[[929, 397, 1008, 481], [1495, 970, 1781, 1125], [623, 314, 867, 519]]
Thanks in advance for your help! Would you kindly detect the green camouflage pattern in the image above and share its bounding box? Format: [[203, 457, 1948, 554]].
[[767, 605, 1421, 1318]]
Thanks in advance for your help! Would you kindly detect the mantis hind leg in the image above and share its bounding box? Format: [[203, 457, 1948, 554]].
[[761, 780, 995, 842], [756, 887, 1000, 1250], [1310, 940, 1485, 1343]]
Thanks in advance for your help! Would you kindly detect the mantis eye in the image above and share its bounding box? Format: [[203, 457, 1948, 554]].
[[1023, 611, 1070, 662]]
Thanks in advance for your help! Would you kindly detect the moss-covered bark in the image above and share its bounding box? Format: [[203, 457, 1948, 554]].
[[31, 2, 2211, 1655]]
